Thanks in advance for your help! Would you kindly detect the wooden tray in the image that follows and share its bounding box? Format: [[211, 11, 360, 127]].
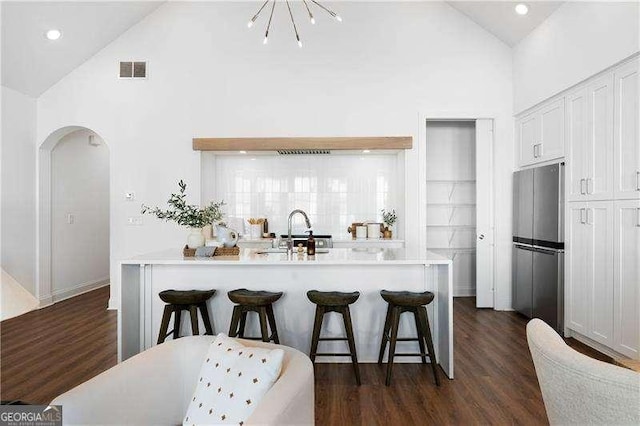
[[214, 246, 240, 256]]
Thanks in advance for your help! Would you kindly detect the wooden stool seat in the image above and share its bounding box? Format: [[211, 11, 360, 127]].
[[307, 290, 360, 306], [228, 289, 283, 344], [380, 290, 434, 307], [227, 289, 283, 306], [307, 290, 361, 385], [378, 289, 439, 386], [157, 289, 216, 344], [159, 289, 216, 305]]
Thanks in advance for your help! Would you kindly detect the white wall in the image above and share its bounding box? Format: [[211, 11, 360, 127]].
[[513, 1, 640, 113], [1, 86, 37, 296], [36, 1, 514, 309], [51, 129, 109, 300]]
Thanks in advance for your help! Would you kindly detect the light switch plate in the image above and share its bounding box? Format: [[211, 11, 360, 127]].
[[127, 216, 143, 226]]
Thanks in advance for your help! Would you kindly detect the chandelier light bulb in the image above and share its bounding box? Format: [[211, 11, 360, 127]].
[[310, 17, 316, 24], [335, 15, 342, 22], [247, 20, 254, 28], [263, 36, 269, 45], [298, 40, 303, 48], [45, 29, 62, 40]]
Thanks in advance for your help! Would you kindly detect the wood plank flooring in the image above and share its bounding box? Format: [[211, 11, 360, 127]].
[[1, 289, 609, 425]]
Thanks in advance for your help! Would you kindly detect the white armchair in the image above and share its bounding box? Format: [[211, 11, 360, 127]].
[[526, 319, 640, 425], [51, 336, 314, 425]]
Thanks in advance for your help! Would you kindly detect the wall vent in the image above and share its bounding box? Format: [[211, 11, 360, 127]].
[[119, 61, 147, 79], [277, 149, 331, 155]]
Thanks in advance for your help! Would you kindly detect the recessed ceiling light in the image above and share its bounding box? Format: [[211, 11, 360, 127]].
[[239, 150, 247, 154], [45, 29, 62, 40], [362, 149, 371, 153], [515, 4, 529, 15]]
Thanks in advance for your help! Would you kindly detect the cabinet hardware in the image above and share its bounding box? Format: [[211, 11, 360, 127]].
[[580, 208, 586, 224], [533, 145, 537, 158], [478, 234, 485, 240], [537, 143, 543, 157], [580, 179, 586, 195], [636, 171, 640, 191], [637, 208, 640, 227]]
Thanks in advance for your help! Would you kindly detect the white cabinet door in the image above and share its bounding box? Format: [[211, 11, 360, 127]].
[[613, 200, 640, 358], [614, 58, 640, 200], [539, 98, 565, 162], [566, 89, 588, 202], [585, 73, 614, 201], [518, 112, 538, 166], [587, 201, 615, 346], [566, 202, 590, 334]]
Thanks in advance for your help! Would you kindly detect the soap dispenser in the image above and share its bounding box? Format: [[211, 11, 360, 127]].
[[306, 231, 316, 256]]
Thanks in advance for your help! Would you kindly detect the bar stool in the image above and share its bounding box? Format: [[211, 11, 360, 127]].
[[227, 289, 283, 343], [157, 289, 216, 344], [378, 290, 440, 386], [307, 290, 361, 385]]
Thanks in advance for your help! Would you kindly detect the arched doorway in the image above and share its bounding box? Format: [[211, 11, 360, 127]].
[[37, 126, 111, 306]]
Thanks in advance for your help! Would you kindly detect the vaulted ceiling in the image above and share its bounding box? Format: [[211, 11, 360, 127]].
[[2, 1, 566, 98]]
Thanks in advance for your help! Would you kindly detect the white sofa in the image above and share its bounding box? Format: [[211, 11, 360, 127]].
[[526, 319, 640, 425], [51, 336, 315, 425]]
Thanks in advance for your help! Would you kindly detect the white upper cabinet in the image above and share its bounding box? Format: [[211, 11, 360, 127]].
[[566, 89, 588, 201], [539, 98, 565, 161], [614, 58, 640, 200], [518, 113, 538, 166], [517, 98, 565, 167], [613, 200, 640, 358], [585, 73, 615, 200]]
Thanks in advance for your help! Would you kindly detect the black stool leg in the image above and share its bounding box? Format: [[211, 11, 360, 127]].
[[158, 305, 173, 344], [258, 307, 270, 342], [228, 305, 241, 337], [413, 308, 428, 364], [238, 311, 248, 338], [309, 306, 324, 363], [419, 306, 440, 386], [173, 308, 182, 339], [189, 305, 200, 336], [378, 304, 392, 364], [385, 306, 401, 386], [265, 305, 280, 344], [199, 302, 214, 335], [342, 306, 361, 386]]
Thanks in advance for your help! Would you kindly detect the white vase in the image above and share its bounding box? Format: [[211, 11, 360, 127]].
[[187, 227, 205, 248]]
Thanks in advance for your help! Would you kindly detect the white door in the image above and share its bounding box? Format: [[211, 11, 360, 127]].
[[585, 73, 614, 200], [613, 200, 640, 358], [475, 119, 494, 308], [518, 113, 538, 166], [566, 89, 588, 201], [566, 202, 589, 335], [587, 201, 615, 346], [539, 98, 565, 161], [614, 58, 640, 200]]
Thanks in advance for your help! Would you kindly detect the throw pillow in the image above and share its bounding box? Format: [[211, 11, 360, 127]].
[[183, 333, 284, 425]]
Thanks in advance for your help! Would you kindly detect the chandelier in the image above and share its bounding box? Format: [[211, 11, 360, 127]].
[[247, 0, 342, 47]]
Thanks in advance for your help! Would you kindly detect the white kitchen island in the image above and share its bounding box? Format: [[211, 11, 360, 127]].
[[119, 248, 454, 378]]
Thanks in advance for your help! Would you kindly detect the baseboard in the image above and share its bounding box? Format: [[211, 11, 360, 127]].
[[567, 329, 626, 360], [108, 297, 118, 311], [48, 277, 110, 304]]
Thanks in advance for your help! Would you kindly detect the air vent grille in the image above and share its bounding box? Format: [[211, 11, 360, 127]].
[[119, 61, 147, 79], [277, 149, 331, 155]]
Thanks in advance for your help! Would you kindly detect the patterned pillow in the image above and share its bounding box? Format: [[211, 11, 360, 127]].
[[183, 333, 284, 426]]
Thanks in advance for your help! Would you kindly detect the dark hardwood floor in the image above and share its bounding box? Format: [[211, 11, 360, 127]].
[[1, 289, 609, 425]]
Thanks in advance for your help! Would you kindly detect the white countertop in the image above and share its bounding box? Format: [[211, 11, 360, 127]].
[[121, 248, 451, 266]]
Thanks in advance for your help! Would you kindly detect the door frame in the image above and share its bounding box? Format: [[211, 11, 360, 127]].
[[418, 112, 496, 308]]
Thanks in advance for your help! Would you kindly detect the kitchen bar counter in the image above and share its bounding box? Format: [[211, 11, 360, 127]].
[[119, 248, 453, 378]]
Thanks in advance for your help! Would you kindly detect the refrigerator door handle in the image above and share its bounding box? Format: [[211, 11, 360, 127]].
[[514, 243, 535, 251]]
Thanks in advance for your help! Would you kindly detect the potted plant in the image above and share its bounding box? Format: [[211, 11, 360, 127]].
[[381, 208, 397, 239], [141, 180, 225, 248]]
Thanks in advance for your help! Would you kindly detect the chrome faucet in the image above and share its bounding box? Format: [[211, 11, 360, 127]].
[[287, 209, 312, 253]]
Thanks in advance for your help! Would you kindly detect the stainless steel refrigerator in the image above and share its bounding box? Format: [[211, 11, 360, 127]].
[[512, 163, 564, 334]]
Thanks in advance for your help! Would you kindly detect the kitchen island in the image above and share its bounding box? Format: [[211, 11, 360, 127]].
[[119, 248, 454, 378]]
